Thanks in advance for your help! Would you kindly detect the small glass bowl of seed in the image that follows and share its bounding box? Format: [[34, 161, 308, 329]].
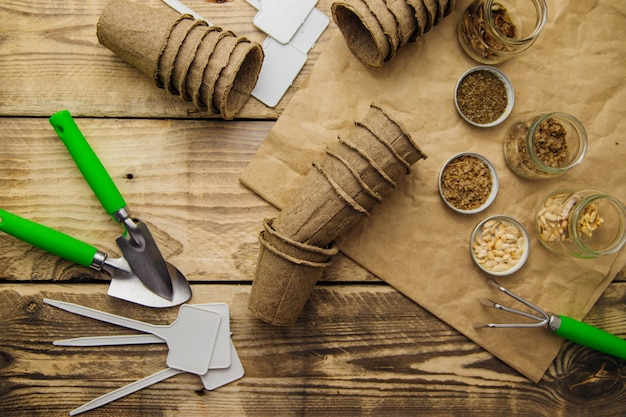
[[470, 215, 530, 276], [438, 152, 499, 214], [454, 66, 514, 128]]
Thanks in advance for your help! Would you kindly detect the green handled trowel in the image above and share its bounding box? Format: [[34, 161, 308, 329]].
[[0, 208, 190, 308], [48, 110, 190, 304]]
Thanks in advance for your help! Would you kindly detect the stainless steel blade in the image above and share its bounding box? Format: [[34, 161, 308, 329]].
[[105, 258, 191, 308], [116, 217, 174, 300]]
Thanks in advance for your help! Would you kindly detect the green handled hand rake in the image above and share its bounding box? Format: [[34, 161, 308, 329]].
[[477, 279, 626, 360]]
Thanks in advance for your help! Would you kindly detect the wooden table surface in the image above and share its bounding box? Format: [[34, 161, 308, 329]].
[[1, 1, 625, 416]]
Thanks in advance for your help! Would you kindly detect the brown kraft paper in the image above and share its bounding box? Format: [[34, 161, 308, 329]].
[[240, 0, 626, 382]]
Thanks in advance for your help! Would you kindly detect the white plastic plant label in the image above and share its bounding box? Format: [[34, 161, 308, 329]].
[[252, 0, 318, 44], [250, 7, 329, 107]]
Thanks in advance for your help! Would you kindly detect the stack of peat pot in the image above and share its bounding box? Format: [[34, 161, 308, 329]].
[[331, 0, 457, 68], [97, 0, 264, 119], [249, 105, 428, 325]]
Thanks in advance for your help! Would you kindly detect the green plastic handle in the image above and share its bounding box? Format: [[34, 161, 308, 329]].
[[555, 315, 626, 360], [49, 110, 126, 216], [0, 209, 98, 267]]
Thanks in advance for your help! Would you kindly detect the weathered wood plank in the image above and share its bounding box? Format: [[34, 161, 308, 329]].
[[0, 0, 336, 119], [0, 116, 377, 283], [1, 283, 624, 416], [0, 113, 621, 282], [2, 1, 624, 415]]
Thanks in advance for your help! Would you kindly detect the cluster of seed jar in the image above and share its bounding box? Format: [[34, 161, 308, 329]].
[[502, 112, 625, 259], [501, 112, 625, 259], [456, 0, 626, 260]]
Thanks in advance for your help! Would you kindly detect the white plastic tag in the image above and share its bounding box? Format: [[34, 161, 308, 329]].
[[201, 341, 245, 390], [288, 7, 329, 54], [251, 39, 307, 108], [250, 7, 328, 107], [252, 0, 318, 45]]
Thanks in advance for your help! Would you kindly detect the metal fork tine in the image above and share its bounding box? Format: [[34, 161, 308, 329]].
[[479, 298, 546, 322], [474, 320, 546, 329], [487, 279, 549, 320], [483, 321, 548, 329], [479, 280, 551, 329]]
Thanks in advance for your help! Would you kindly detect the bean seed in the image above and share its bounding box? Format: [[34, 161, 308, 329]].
[[473, 218, 526, 273], [536, 192, 604, 243]]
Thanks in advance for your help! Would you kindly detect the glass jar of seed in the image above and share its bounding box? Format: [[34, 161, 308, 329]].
[[535, 189, 626, 259], [503, 112, 588, 180], [457, 0, 548, 64]]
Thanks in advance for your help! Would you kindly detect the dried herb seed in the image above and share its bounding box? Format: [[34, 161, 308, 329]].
[[457, 69, 508, 125], [441, 155, 493, 211], [506, 117, 569, 175]]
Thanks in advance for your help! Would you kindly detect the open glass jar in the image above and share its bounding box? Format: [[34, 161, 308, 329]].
[[536, 190, 626, 259], [503, 112, 587, 180], [457, 0, 548, 64]]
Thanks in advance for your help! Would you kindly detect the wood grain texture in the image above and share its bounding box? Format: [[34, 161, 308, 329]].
[[0, 0, 335, 119], [0, 116, 377, 283], [1, 1, 625, 415], [1, 284, 625, 417]]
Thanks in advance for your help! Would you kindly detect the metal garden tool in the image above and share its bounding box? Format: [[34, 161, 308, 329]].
[[49, 110, 185, 301], [477, 279, 626, 360], [0, 209, 189, 307]]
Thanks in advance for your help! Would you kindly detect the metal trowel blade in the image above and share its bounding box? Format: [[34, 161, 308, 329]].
[[116, 220, 174, 300], [107, 261, 191, 308]]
